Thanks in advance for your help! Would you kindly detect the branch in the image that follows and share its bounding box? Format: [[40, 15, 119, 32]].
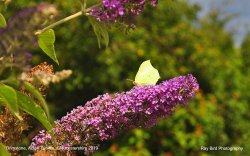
[[34, 3, 102, 35], [35, 11, 83, 35]]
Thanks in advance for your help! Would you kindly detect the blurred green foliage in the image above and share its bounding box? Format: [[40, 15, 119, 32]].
[[2, 0, 250, 155]]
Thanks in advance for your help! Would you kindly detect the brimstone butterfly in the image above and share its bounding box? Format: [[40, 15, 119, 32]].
[[133, 60, 160, 86]]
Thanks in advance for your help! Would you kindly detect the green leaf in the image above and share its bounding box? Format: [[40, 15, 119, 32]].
[[0, 83, 22, 120], [38, 29, 59, 65], [0, 13, 7, 28], [16, 91, 56, 145], [22, 82, 50, 119], [134, 60, 160, 86], [0, 143, 11, 156], [16, 91, 53, 131], [88, 17, 109, 48]]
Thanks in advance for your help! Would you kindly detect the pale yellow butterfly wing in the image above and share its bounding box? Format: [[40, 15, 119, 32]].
[[134, 60, 160, 86]]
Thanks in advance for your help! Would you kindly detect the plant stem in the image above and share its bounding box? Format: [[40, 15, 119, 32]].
[[35, 3, 101, 35], [82, 0, 87, 12], [35, 11, 83, 35]]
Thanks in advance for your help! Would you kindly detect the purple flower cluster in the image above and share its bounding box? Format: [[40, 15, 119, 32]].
[[31, 74, 198, 151], [90, 0, 158, 22]]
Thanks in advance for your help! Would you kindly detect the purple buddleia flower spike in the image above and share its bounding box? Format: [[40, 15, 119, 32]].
[[31, 74, 198, 153], [90, 0, 158, 23]]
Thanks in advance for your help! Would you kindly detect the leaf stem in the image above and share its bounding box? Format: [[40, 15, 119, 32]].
[[35, 3, 102, 35], [35, 11, 84, 35]]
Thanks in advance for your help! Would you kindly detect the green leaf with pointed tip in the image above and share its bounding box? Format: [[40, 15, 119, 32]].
[[0, 13, 7, 28], [88, 17, 109, 48], [134, 60, 160, 86], [16, 91, 56, 145], [38, 29, 59, 65], [0, 143, 11, 156], [16, 91, 53, 132], [0, 83, 22, 120], [22, 82, 50, 119]]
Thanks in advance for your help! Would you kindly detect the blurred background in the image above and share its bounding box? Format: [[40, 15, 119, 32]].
[[2, 0, 250, 155]]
